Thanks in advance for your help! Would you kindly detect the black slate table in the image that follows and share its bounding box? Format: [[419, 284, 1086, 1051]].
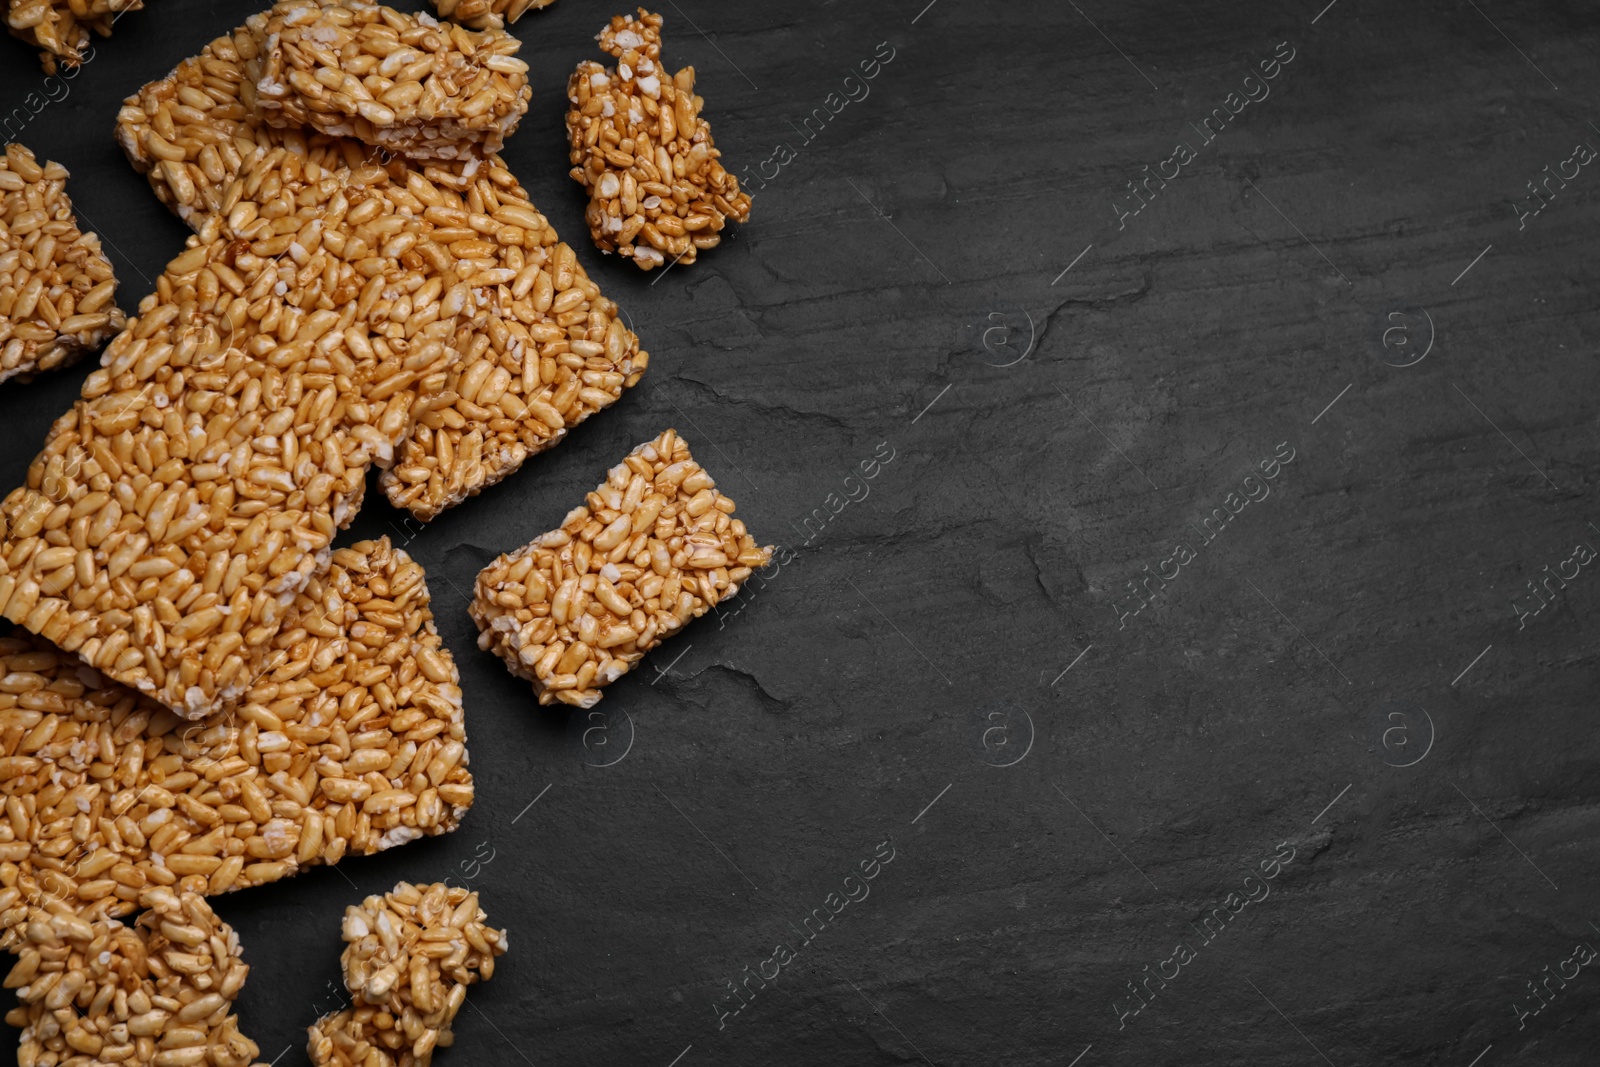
[[1, 0, 1597, 1064]]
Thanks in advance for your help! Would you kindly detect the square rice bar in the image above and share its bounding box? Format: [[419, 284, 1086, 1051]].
[[471, 428, 771, 707], [379, 236, 649, 521], [0, 143, 125, 384]]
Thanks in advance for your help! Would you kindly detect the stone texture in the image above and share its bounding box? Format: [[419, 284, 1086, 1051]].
[[0, 0, 1595, 1065]]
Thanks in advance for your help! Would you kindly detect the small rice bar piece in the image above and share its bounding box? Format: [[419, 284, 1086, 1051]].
[[3, 887, 261, 1067], [308, 881, 507, 1067], [0, 538, 472, 927], [566, 8, 751, 270], [471, 428, 771, 707], [246, 0, 532, 162], [0, 143, 124, 384], [431, 0, 553, 31]]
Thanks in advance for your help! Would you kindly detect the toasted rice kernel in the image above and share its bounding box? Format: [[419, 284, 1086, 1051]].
[[429, 0, 554, 31]]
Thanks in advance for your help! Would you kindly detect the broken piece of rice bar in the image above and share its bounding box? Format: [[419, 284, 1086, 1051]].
[[4, 887, 262, 1067], [0, 231, 458, 719], [0, 537, 472, 931], [245, 0, 533, 162], [0, 143, 124, 384], [471, 428, 771, 707], [566, 8, 752, 270], [308, 881, 506, 1067], [6, 0, 142, 73], [430, 0, 552, 31]]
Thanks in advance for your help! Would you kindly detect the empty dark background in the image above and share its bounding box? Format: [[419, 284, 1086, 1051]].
[[0, 0, 1598, 1063]]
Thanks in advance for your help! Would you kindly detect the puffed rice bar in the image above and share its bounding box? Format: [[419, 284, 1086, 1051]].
[[471, 428, 772, 707], [245, 0, 533, 162], [0, 143, 124, 385], [308, 881, 506, 1067], [0, 220, 460, 718], [430, 0, 552, 31], [3, 887, 264, 1067], [119, 22, 651, 523], [6, 0, 141, 72], [0, 537, 472, 933], [566, 8, 751, 270]]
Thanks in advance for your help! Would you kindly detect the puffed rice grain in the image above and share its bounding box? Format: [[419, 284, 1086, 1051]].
[[6, 0, 141, 73], [430, 0, 552, 31]]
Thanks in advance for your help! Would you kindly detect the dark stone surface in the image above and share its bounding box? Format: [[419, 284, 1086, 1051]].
[[1, 0, 1598, 1063]]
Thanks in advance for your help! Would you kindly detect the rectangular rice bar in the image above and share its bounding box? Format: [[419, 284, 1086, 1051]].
[[245, 0, 532, 162], [0, 536, 472, 930], [0, 144, 125, 384], [471, 428, 772, 707]]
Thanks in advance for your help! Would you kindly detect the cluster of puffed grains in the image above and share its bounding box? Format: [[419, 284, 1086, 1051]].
[[566, 8, 752, 269], [5, 887, 262, 1067], [308, 881, 506, 1067], [5, 0, 139, 71], [246, 1, 533, 161], [0, 538, 471, 930], [472, 428, 772, 708], [430, 0, 552, 31], [0, 0, 767, 1059], [0, 143, 124, 385]]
